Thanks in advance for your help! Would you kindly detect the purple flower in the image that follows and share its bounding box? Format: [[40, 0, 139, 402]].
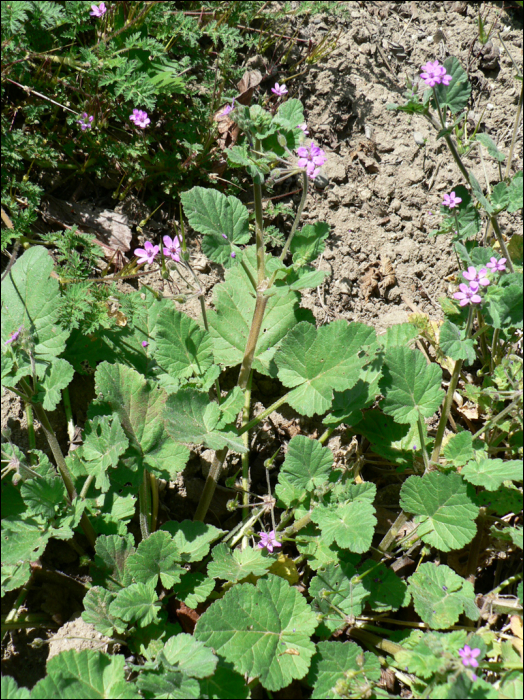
[[296, 142, 327, 179], [258, 530, 282, 553], [222, 234, 228, 239], [271, 83, 288, 96], [134, 241, 159, 265], [463, 266, 490, 287], [221, 98, 235, 116], [4, 326, 23, 345], [486, 256, 507, 273], [458, 645, 481, 668], [90, 2, 107, 17], [298, 122, 309, 135], [77, 112, 94, 131], [420, 60, 452, 87], [163, 235, 181, 262], [142, 341, 149, 348], [454, 282, 482, 306], [442, 191, 462, 208], [129, 109, 150, 129], [231, 251, 236, 258]]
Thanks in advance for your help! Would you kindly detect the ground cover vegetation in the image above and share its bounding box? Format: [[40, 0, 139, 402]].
[[1, 1, 523, 698]]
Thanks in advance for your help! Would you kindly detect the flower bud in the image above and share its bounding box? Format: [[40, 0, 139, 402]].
[[277, 133, 287, 147]]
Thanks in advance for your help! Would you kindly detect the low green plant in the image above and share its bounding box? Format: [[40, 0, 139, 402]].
[[1, 54, 522, 699]]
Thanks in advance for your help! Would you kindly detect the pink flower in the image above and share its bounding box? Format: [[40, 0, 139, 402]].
[[297, 142, 327, 179], [134, 241, 159, 265], [163, 235, 181, 262], [90, 2, 107, 17], [258, 530, 282, 553], [77, 112, 94, 131], [458, 645, 481, 668], [221, 98, 235, 116], [129, 109, 150, 129], [231, 251, 236, 258], [486, 256, 506, 273], [442, 191, 462, 208], [454, 282, 482, 306], [463, 266, 490, 287], [298, 123, 309, 135], [420, 60, 452, 87], [142, 341, 149, 348], [4, 326, 23, 345], [271, 83, 288, 96]]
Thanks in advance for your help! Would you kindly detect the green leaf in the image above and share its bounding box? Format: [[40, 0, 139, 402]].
[[408, 562, 479, 629], [436, 187, 482, 241], [461, 458, 522, 490], [354, 409, 423, 469], [207, 247, 314, 375], [394, 630, 468, 680], [475, 486, 523, 515], [164, 388, 247, 453], [274, 98, 305, 129], [109, 581, 159, 626], [491, 524, 523, 549], [475, 133, 506, 162], [175, 572, 215, 608], [469, 170, 493, 214], [491, 182, 510, 213], [1, 246, 69, 360], [126, 531, 184, 589], [443, 431, 476, 467], [483, 278, 523, 330], [82, 416, 129, 491], [1, 676, 31, 699], [358, 560, 410, 612], [296, 523, 359, 571], [91, 534, 136, 591], [180, 187, 251, 268], [35, 358, 74, 410], [156, 306, 214, 380], [1, 518, 51, 566], [30, 650, 137, 699], [311, 499, 377, 553], [194, 575, 317, 692], [439, 321, 476, 365], [160, 520, 224, 563], [309, 560, 368, 636], [20, 475, 65, 519], [82, 586, 127, 637], [198, 660, 250, 699], [433, 57, 471, 115], [94, 362, 190, 479], [399, 472, 479, 551], [279, 435, 333, 492], [308, 641, 381, 699], [377, 322, 418, 349], [379, 346, 444, 423], [507, 170, 523, 213], [290, 222, 330, 266], [275, 320, 378, 417], [323, 358, 382, 428], [162, 633, 218, 679], [207, 543, 271, 582]]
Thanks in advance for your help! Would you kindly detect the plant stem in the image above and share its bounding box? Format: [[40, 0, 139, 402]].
[[62, 387, 75, 443], [489, 214, 515, 273], [139, 468, 152, 540], [239, 392, 291, 435], [194, 447, 228, 522], [241, 371, 253, 532], [431, 306, 474, 464], [19, 379, 97, 549], [25, 402, 36, 465], [471, 391, 523, 441], [417, 414, 430, 473], [237, 292, 269, 390], [372, 511, 410, 561], [199, 294, 221, 404], [253, 152, 266, 285]]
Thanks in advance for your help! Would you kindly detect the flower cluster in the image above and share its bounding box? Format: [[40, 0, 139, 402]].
[[297, 142, 327, 180], [453, 258, 506, 307], [129, 109, 150, 129], [90, 3, 107, 18], [420, 60, 452, 87], [77, 112, 94, 131], [258, 530, 281, 553], [134, 236, 181, 266]]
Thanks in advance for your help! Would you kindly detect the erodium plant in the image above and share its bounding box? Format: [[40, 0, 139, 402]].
[[1, 63, 522, 697]]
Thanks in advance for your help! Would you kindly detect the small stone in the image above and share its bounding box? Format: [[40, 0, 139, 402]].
[[314, 174, 330, 189]]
